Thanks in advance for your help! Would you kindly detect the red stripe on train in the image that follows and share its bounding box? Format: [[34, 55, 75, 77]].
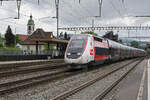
[[94, 55, 108, 61]]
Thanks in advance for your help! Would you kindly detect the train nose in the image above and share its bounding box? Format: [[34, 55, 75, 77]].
[[66, 52, 82, 59]]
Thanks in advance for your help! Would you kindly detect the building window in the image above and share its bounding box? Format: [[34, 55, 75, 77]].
[[27, 45, 30, 50], [28, 26, 31, 30]]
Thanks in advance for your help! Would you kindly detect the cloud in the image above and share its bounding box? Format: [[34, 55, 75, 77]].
[[0, 0, 150, 40]]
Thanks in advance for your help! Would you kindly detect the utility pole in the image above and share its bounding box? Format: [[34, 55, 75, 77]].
[[38, 0, 40, 5], [92, 19, 94, 33], [0, 0, 21, 18], [98, 0, 102, 17], [16, 0, 21, 19], [55, 0, 59, 38], [55, 0, 59, 50], [127, 30, 130, 45], [0, 0, 2, 5]]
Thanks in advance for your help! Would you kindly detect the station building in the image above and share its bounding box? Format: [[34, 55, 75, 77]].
[[17, 15, 68, 57]]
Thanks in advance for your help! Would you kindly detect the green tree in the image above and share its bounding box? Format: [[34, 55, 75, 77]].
[[0, 33, 4, 48], [64, 32, 68, 40], [147, 49, 150, 55], [15, 34, 21, 44], [0, 43, 3, 48], [130, 41, 139, 48], [81, 31, 98, 36], [0, 33, 2, 39], [5, 25, 15, 47], [118, 39, 123, 44]]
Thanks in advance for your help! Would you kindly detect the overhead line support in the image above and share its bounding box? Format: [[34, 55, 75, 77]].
[[98, 0, 102, 17], [55, 0, 59, 38], [59, 26, 150, 31], [16, 0, 21, 19]]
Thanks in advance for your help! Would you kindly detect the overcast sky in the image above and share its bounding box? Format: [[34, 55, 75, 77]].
[[0, 0, 150, 41]]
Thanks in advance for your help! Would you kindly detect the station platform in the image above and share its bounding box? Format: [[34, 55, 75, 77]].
[[0, 59, 64, 65], [104, 58, 149, 100]]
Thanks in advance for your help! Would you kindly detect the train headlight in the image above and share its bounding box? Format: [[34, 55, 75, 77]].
[[77, 53, 81, 55], [67, 53, 71, 55]]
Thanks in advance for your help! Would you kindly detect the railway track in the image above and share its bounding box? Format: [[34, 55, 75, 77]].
[[0, 59, 64, 71], [51, 58, 143, 100], [0, 67, 83, 95], [0, 58, 140, 96], [0, 68, 66, 95], [0, 63, 67, 78], [93, 59, 144, 100]]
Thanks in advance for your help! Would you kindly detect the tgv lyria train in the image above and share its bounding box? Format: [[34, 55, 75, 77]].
[[64, 34, 146, 69]]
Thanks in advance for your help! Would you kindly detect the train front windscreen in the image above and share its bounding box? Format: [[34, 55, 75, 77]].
[[66, 35, 88, 59]]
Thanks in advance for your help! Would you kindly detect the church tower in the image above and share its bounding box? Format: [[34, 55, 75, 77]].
[[27, 15, 35, 34]]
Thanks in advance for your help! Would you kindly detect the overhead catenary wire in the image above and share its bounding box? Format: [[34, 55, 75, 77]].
[[60, 0, 92, 26], [118, 0, 128, 16], [61, 0, 90, 19], [0, 0, 100, 26], [108, 0, 124, 18]]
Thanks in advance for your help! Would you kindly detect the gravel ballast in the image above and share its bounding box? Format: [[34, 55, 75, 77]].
[[0, 59, 136, 100]]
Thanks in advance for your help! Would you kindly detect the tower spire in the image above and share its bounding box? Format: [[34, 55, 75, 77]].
[[27, 14, 35, 34], [30, 14, 32, 19]]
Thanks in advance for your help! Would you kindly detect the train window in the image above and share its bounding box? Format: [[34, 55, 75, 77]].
[[94, 37, 102, 42]]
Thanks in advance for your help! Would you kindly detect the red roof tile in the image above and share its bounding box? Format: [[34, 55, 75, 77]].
[[17, 34, 29, 41]]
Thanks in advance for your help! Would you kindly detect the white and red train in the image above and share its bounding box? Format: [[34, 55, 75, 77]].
[[64, 34, 146, 69]]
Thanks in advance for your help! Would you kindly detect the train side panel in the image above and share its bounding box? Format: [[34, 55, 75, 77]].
[[93, 37, 109, 64]]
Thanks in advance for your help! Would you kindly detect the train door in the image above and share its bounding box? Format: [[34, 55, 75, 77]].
[[89, 36, 94, 62]]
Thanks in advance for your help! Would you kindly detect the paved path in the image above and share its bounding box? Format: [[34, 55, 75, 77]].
[[104, 58, 148, 100]]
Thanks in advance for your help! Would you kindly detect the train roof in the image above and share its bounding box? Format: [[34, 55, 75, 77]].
[[73, 34, 145, 52], [107, 38, 145, 51]]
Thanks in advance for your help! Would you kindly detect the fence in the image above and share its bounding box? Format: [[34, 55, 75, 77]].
[[0, 49, 23, 55], [0, 49, 53, 55], [0, 49, 65, 61]]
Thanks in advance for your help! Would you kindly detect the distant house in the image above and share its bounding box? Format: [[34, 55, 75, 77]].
[[16, 33, 44, 54], [21, 39, 45, 54], [17, 34, 29, 41], [20, 28, 54, 54]]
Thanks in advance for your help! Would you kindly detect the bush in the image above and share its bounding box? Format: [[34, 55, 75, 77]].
[[147, 49, 150, 55], [2, 47, 20, 50], [0, 43, 3, 48]]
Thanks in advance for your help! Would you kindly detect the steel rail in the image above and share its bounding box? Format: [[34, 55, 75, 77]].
[[0, 69, 83, 95], [94, 58, 144, 100], [0, 59, 64, 70], [0, 58, 139, 96], [0, 69, 67, 88], [52, 58, 142, 100], [0, 63, 67, 78]]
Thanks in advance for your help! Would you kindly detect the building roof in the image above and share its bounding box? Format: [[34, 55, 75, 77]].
[[29, 28, 53, 39], [17, 33, 44, 45], [17, 34, 29, 41], [21, 38, 44, 45], [22, 28, 68, 45]]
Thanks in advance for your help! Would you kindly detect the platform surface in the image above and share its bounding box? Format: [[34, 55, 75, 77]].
[[104, 58, 148, 100], [0, 59, 64, 65]]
